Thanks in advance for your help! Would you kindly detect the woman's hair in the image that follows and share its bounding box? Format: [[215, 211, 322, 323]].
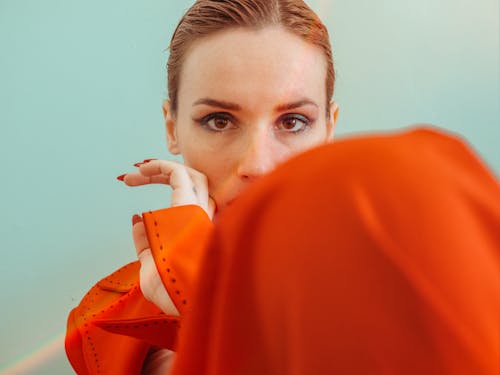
[[167, 0, 335, 115]]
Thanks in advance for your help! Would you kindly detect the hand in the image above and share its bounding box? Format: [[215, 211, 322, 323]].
[[119, 159, 216, 219], [119, 159, 215, 314], [132, 214, 179, 315]]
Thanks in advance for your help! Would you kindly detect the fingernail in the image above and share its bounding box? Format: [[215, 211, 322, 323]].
[[117, 174, 126, 181], [133, 162, 143, 167], [132, 214, 142, 225], [143, 158, 157, 163]]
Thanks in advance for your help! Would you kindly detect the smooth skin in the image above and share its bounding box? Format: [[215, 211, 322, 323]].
[[120, 26, 339, 315]]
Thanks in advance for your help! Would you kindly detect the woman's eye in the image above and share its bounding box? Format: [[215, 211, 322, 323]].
[[200, 113, 236, 132], [278, 115, 310, 133]]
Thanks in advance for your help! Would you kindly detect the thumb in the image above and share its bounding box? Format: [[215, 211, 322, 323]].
[[132, 214, 150, 257]]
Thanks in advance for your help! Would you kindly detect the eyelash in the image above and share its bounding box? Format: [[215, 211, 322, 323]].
[[194, 112, 314, 134], [277, 114, 312, 133], [195, 112, 236, 132]]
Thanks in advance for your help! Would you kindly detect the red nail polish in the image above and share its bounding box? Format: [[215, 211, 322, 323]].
[[133, 162, 143, 167], [117, 174, 126, 181], [143, 158, 157, 163], [132, 214, 142, 225]]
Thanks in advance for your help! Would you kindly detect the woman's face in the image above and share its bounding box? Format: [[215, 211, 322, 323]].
[[164, 26, 338, 211]]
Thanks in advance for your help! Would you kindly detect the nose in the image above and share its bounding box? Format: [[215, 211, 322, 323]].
[[236, 127, 278, 181]]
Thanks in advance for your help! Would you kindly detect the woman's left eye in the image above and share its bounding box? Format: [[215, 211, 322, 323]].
[[277, 114, 311, 133]]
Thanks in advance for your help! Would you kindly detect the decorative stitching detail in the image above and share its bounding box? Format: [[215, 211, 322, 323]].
[[148, 210, 188, 311], [97, 318, 181, 330], [86, 333, 100, 373]]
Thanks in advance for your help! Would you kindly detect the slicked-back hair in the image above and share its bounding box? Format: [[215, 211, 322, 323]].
[[167, 0, 335, 115]]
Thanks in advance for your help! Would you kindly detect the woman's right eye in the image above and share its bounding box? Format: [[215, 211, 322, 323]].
[[199, 113, 236, 132]]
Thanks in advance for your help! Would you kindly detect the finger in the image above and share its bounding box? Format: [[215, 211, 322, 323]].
[[138, 249, 179, 315], [128, 160, 211, 209], [136, 160, 206, 192], [123, 173, 170, 186], [137, 248, 157, 300], [140, 160, 196, 196], [189, 172, 210, 212], [138, 160, 184, 178], [186, 168, 217, 219], [132, 215, 150, 256], [189, 173, 216, 219]]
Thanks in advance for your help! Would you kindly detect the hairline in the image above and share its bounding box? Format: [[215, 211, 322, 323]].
[[171, 24, 331, 119]]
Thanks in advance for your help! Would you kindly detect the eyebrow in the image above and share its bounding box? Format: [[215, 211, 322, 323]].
[[193, 98, 241, 111], [192, 98, 319, 112], [275, 99, 319, 112]]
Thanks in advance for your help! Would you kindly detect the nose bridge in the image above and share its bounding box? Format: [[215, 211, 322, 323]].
[[237, 123, 275, 178]]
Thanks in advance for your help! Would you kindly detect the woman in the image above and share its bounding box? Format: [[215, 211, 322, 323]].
[[66, 0, 338, 373]]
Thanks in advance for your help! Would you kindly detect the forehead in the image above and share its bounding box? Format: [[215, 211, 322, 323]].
[[177, 26, 327, 110]]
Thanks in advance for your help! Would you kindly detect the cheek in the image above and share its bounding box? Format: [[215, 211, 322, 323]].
[[175, 126, 240, 197], [284, 127, 329, 157]]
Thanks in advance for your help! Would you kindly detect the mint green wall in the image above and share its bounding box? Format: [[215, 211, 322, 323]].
[[1, 0, 498, 373]]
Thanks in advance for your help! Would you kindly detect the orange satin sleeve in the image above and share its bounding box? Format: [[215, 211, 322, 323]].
[[65, 205, 213, 374], [65, 262, 159, 374], [171, 127, 500, 375], [142, 205, 214, 315]]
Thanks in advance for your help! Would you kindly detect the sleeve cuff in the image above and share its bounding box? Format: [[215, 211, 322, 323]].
[[142, 205, 214, 314]]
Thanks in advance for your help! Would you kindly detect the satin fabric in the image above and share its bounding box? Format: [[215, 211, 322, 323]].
[[172, 127, 500, 374], [65, 206, 213, 374]]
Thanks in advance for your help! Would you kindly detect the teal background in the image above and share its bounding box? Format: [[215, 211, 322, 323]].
[[1, 0, 498, 373]]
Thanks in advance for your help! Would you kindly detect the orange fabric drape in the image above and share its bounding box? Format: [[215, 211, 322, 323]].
[[172, 127, 500, 375], [65, 206, 213, 374]]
